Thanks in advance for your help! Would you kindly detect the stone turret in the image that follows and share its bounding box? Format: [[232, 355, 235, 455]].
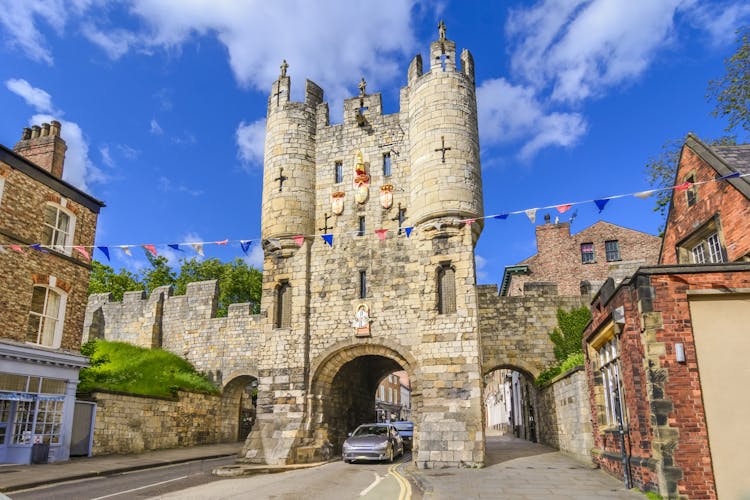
[[13, 120, 67, 178], [406, 24, 484, 241], [260, 61, 323, 244]]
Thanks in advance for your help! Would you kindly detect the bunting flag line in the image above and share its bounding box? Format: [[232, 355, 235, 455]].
[[97, 246, 110, 261], [2, 171, 748, 258], [73, 246, 90, 261], [594, 199, 610, 213], [143, 244, 158, 257]]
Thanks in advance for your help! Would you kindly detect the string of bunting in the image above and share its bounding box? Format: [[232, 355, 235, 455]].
[[1, 172, 745, 260]]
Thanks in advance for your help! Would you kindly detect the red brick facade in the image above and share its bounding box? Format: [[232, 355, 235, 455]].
[[503, 220, 660, 296], [584, 134, 750, 498], [660, 135, 750, 265], [0, 125, 103, 351]]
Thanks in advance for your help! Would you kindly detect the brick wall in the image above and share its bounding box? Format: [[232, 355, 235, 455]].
[[661, 143, 750, 264], [584, 267, 750, 498], [508, 221, 660, 297], [0, 156, 98, 351], [84, 390, 238, 455]]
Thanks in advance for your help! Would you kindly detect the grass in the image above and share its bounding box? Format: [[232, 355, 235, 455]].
[[78, 340, 219, 398]]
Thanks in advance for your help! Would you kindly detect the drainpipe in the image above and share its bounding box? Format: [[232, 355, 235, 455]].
[[613, 375, 632, 489]]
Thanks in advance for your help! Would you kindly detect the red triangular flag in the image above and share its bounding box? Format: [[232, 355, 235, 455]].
[[73, 246, 90, 261], [10, 245, 25, 254], [293, 235, 305, 247], [375, 229, 388, 241], [464, 218, 476, 225], [556, 204, 572, 213], [674, 181, 691, 191], [215, 239, 228, 245], [143, 244, 158, 257]]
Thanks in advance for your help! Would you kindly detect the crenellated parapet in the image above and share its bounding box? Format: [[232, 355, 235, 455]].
[[83, 280, 263, 378]]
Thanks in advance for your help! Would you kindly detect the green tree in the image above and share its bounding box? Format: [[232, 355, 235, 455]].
[[709, 27, 750, 133], [141, 254, 177, 295], [88, 260, 143, 301], [548, 306, 592, 362], [175, 257, 262, 316]]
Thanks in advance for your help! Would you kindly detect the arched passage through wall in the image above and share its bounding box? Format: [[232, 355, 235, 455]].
[[308, 342, 419, 452], [222, 373, 258, 442], [483, 363, 539, 443]]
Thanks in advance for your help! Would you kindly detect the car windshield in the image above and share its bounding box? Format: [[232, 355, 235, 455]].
[[352, 425, 388, 437], [393, 422, 413, 431]]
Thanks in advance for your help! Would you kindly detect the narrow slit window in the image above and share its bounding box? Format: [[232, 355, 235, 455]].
[[275, 282, 291, 328], [359, 270, 367, 299], [335, 161, 343, 184], [383, 153, 392, 177], [437, 263, 456, 314], [358, 216, 365, 237]]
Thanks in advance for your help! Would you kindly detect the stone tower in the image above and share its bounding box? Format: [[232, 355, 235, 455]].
[[245, 23, 486, 468]]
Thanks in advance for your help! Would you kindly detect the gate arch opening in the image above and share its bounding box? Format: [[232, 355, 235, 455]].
[[483, 365, 538, 443], [309, 343, 419, 453], [222, 374, 258, 442]]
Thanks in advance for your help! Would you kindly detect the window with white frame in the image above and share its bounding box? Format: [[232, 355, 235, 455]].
[[597, 337, 625, 427], [0, 176, 5, 207], [691, 232, 724, 264], [42, 204, 74, 253], [26, 285, 65, 348]]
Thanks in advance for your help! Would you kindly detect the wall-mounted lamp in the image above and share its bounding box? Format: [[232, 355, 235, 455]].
[[675, 343, 686, 363], [613, 306, 626, 325]]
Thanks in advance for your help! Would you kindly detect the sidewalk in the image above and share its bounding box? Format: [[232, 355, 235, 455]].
[[0, 442, 243, 494]]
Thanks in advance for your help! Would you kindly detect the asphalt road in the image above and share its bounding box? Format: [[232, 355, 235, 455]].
[[8, 456, 237, 500], [155, 453, 414, 500]]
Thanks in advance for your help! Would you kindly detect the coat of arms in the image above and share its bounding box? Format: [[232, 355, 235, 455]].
[[353, 150, 370, 204], [380, 184, 394, 209], [331, 191, 345, 215]]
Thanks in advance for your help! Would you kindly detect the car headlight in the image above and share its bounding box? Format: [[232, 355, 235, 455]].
[[343, 442, 351, 450]]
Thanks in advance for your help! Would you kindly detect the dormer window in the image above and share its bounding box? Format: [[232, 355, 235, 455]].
[[43, 203, 75, 254]]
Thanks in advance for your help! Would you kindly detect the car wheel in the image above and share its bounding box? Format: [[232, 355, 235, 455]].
[[387, 444, 394, 463], [344, 459, 351, 464]]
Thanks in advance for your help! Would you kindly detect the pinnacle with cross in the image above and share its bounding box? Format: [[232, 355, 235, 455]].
[[438, 20, 446, 40], [359, 77, 367, 96], [280, 59, 288, 78]]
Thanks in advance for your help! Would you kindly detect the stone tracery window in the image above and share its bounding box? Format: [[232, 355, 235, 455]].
[[437, 262, 456, 314]]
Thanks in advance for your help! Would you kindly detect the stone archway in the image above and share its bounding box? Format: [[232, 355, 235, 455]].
[[222, 373, 258, 442], [483, 364, 539, 443], [306, 341, 419, 454]]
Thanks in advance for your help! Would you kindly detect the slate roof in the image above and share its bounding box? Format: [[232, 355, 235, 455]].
[[713, 144, 750, 180]]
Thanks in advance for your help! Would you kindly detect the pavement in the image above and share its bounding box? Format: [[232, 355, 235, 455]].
[[0, 434, 648, 499]]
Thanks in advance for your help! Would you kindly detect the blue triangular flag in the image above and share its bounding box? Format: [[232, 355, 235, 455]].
[[719, 172, 741, 180], [493, 214, 509, 220], [168, 244, 183, 251], [404, 227, 413, 238], [594, 198, 610, 213], [97, 246, 110, 261], [322, 234, 333, 247], [30, 243, 47, 253], [240, 240, 252, 254]]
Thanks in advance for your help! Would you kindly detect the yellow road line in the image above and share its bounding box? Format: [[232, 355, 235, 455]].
[[389, 460, 412, 500]]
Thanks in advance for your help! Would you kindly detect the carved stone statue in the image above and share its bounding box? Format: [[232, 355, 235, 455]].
[[280, 59, 288, 78], [438, 20, 446, 40], [359, 77, 367, 96]]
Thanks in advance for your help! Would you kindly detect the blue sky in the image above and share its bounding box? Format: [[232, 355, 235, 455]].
[[1, 0, 749, 285]]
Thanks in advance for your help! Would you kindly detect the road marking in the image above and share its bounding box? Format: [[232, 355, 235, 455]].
[[389, 460, 412, 500], [359, 472, 383, 496], [90, 475, 189, 499]]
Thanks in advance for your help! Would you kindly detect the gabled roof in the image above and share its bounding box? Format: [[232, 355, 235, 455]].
[[683, 134, 750, 200]]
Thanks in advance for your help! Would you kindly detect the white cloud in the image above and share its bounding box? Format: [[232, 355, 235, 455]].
[[81, 23, 140, 59], [236, 119, 266, 169], [31, 113, 106, 191], [474, 254, 488, 281], [5, 78, 57, 113], [99, 145, 114, 167], [157, 175, 203, 197], [243, 242, 264, 270], [477, 78, 587, 158], [506, 0, 689, 103], [688, 2, 750, 46], [149, 118, 163, 135], [0, 1, 67, 64]]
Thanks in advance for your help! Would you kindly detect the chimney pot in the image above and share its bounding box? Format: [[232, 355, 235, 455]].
[[41, 123, 50, 136], [544, 213, 551, 224], [31, 125, 41, 139], [22, 128, 31, 140], [50, 120, 61, 136]]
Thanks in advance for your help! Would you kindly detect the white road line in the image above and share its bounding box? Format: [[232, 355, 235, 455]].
[[359, 472, 383, 496], [90, 475, 189, 500]]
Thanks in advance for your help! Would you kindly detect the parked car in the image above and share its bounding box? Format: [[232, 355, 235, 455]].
[[342, 423, 404, 463], [393, 421, 414, 449]]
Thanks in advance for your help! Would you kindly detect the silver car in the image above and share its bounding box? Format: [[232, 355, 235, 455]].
[[342, 423, 404, 463]]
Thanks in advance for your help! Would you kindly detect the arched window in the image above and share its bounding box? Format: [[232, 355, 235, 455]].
[[27, 284, 66, 347], [43, 203, 75, 254], [437, 263, 456, 314], [275, 281, 291, 328]]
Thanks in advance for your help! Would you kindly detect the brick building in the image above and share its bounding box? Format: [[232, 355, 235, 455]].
[[0, 122, 104, 464], [500, 217, 660, 297], [583, 135, 750, 499]]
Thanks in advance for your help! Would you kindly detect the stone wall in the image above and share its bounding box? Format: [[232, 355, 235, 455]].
[[84, 390, 238, 455], [536, 367, 593, 464]]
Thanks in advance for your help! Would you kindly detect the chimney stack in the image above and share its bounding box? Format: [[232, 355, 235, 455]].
[[13, 120, 67, 178]]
